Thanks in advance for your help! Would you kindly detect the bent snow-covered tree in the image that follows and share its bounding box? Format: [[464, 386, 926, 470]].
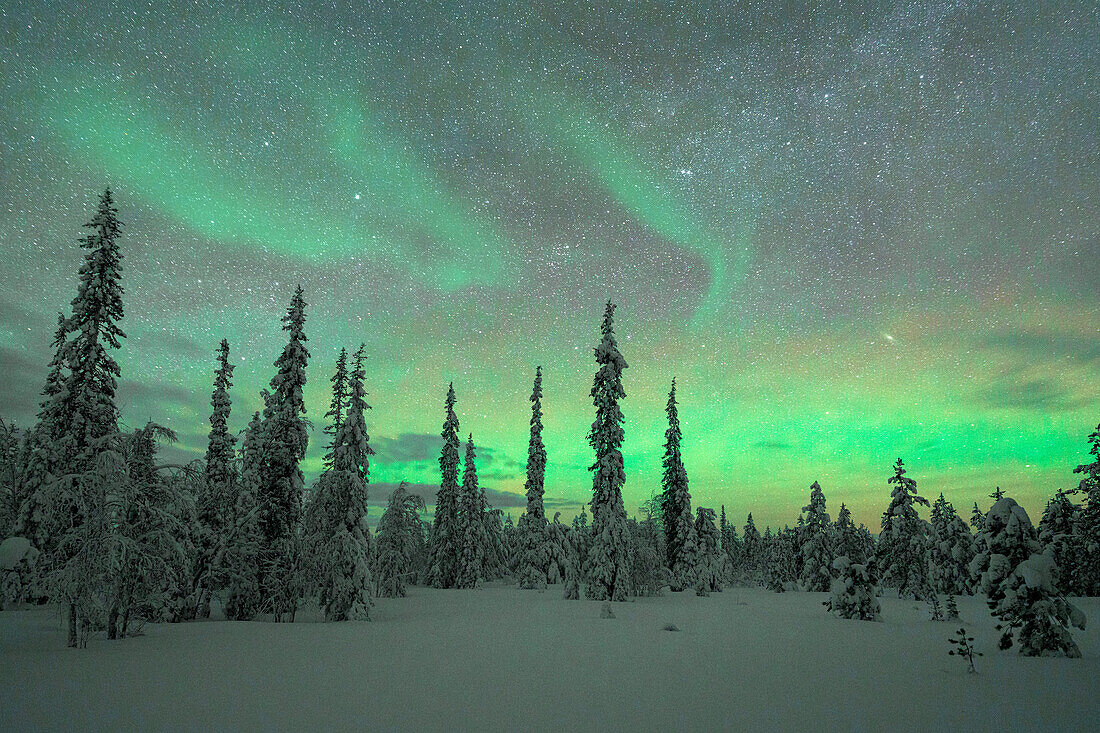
[[584, 301, 633, 601], [374, 483, 425, 598]]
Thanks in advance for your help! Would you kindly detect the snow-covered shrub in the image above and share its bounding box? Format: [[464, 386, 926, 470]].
[[825, 555, 880, 621]]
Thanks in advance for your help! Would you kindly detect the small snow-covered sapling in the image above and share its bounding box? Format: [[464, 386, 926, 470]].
[[948, 627, 982, 673]]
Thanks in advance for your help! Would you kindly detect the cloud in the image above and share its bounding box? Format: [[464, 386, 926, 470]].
[[752, 440, 793, 451], [977, 375, 1083, 413]]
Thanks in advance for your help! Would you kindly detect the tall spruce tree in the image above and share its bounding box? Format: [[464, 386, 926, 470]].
[[426, 383, 462, 588], [584, 301, 633, 601], [659, 378, 696, 592], [256, 286, 310, 621], [879, 458, 931, 599], [38, 189, 126, 646], [517, 367, 550, 589], [223, 409, 265, 620], [193, 338, 237, 618], [742, 513, 762, 585], [456, 434, 487, 588], [316, 344, 373, 621]]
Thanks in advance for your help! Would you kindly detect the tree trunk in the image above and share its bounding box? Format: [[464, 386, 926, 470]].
[[107, 605, 119, 640], [66, 602, 77, 648]]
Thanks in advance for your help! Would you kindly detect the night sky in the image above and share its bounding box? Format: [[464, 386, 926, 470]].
[[1, 1, 1097, 529]]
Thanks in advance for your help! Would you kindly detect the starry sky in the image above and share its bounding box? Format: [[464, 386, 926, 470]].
[[1, 1, 1097, 529]]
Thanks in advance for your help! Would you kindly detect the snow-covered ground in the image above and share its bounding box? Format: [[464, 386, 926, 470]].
[[2, 586, 1097, 732]]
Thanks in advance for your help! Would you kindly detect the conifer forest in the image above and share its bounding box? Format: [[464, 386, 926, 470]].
[[1, 1, 1098, 731]]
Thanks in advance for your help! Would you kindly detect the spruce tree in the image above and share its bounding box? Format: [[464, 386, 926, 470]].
[[694, 507, 723, 594], [316, 344, 373, 621], [1039, 490, 1083, 596], [426, 383, 461, 588], [833, 503, 862, 562], [879, 458, 930, 599], [374, 483, 425, 598], [742, 513, 762, 585], [799, 481, 834, 592], [456, 434, 487, 588], [322, 348, 349, 471], [256, 286, 310, 621], [223, 409, 265, 620], [659, 378, 696, 592], [973, 497, 1086, 656], [194, 338, 237, 618], [14, 313, 71, 558], [825, 555, 881, 621], [517, 367, 550, 589], [584, 301, 633, 601], [41, 189, 126, 646], [1073, 424, 1100, 594], [928, 493, 975, 598]]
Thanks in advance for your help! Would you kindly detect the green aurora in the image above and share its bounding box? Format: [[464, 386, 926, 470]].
[[1, 1, 1097, 530]]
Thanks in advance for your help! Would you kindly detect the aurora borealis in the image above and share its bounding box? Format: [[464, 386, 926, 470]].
[[0, 1, 1097, 530]]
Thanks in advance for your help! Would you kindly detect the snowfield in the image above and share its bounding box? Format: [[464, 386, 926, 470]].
[[2, 586, 1098, 732]]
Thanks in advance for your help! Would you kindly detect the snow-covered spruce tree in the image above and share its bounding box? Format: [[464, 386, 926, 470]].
[[742, 514, 763, 586], [192, 338, 237, 619], [0, 418, 21, 537], [501, 513, 519, 576], [988, 547, 1086, 657], [761, 528, 783, 592], [969, 493, 1087, 656], [456, 435, 488, 589], [825, 555, 881, 621], [546, 512, 573, 584], [970, 502, 985, 532], [879, 458, 931, 599], [832, 503, 862, 563], [517, 367, 550, 590], [584, 301, 633, 601], [694, 507, 724, 594], [32, 189, 127, 646], [658, 379, 697, 592], [374, 482, 426, 598], [1073, 423, 1100, 595], [927, 493, 975, 598], [222, 409, 265, 620], [300, 351, 353, 597], [12, 313, 70, 564], [322, 347, 349, 471], [970, 495, 1039, 601], [1038, 490, 1083, 596], [315, 344, 373, 621], [571, 504, 592, 566], [799, 481, 833, 592], [426, 384, 462, 589], [254, 286, 310, 622], [630, 517, 667, 597]]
